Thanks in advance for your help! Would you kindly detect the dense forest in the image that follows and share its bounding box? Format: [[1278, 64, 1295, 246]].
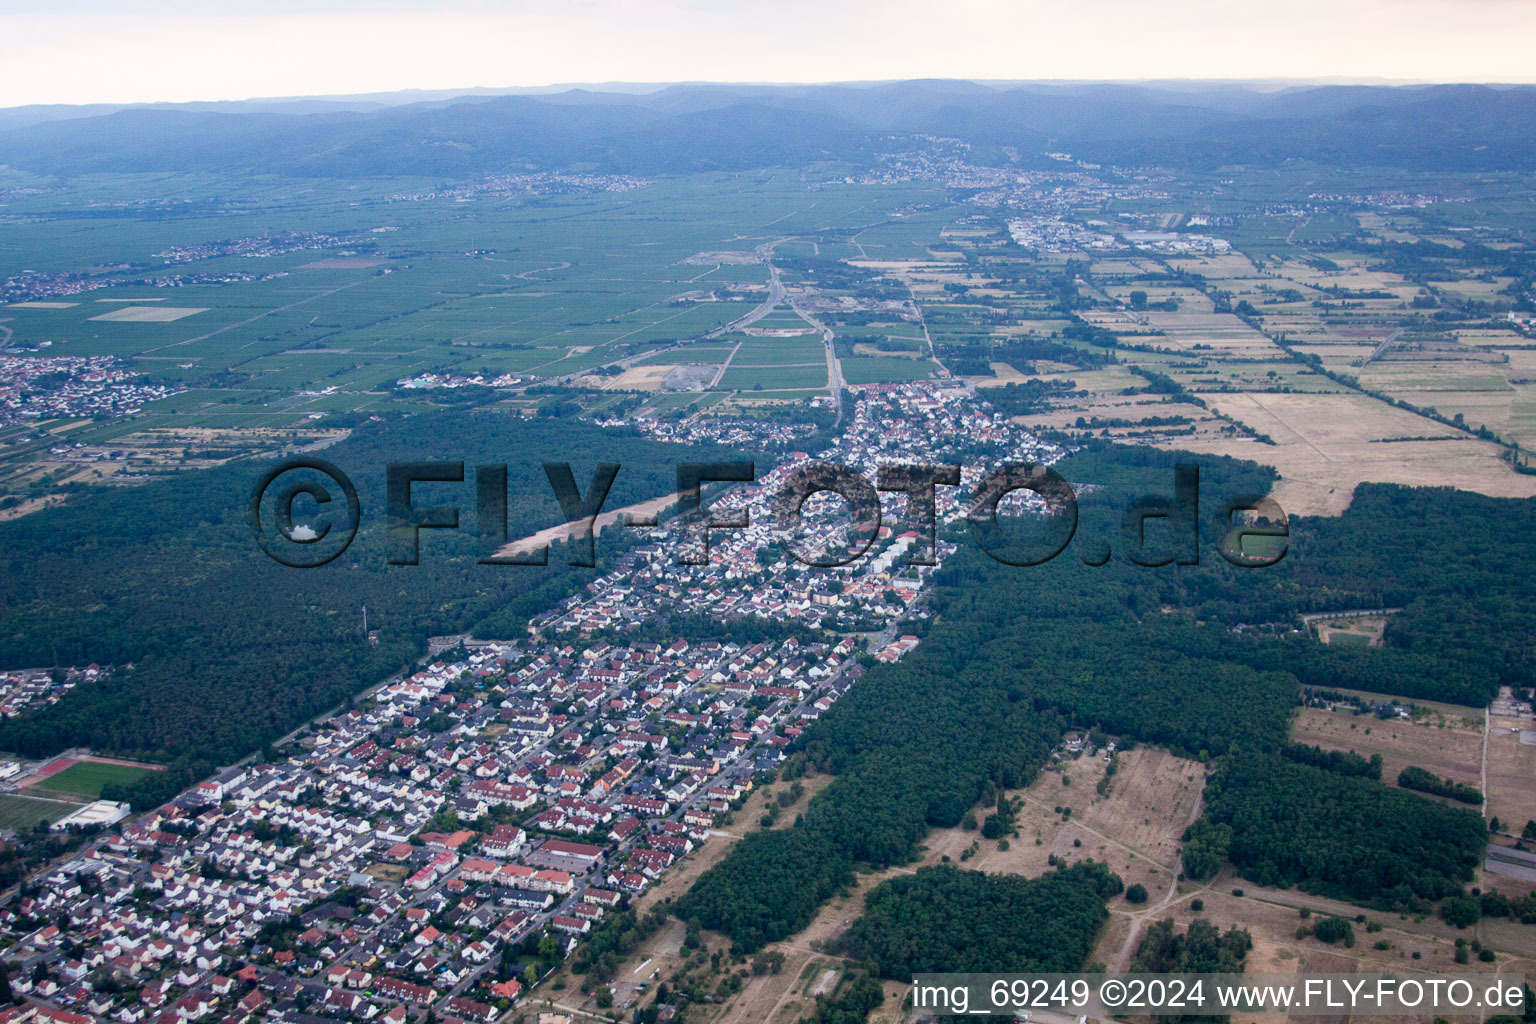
[[833, 861, 1123, 977], [0, 411, 748, 807], [1191, 753, 1486, 907], [1046, 447, 1536, 708]]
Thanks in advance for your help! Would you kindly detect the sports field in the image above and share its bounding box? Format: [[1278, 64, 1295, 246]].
[[0, 794, 78, 831], [24, 760, 154, 800]]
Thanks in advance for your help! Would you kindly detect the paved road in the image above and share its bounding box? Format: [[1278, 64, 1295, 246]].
[[786, 294, 843, 423], [704, 259, 785, 340], [1360, 327, 1405, 367]]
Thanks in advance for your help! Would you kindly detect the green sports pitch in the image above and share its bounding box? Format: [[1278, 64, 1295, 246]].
[[26, 761, 155, 801]]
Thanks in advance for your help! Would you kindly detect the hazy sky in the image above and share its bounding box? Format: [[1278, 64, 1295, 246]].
[[2, 0, 1534, 107]]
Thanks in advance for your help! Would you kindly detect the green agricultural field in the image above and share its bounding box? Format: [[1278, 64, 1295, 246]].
[[839, 356, 939, 385], [1292, 212, 1359, 244], [28, 761, 155, 800], [637, 347, 736, 365], [716, 363, 829, 391], [2, 172, 947, 503], [731, 338, 828, 364], [640, 392, 711, 415]]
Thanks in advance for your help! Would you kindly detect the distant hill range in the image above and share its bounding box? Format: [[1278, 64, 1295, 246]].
[[1, 80, 1533, 177]]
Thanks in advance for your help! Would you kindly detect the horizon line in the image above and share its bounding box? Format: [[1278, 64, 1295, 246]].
[[5, 75, 1534, 115]]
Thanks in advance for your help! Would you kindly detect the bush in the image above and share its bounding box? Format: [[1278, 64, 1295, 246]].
[[1480, 890, 1511, 918], [1126, 884, 1149, 904], [1312, 917, 1355, 947], [1439, 896, 1481, 929]]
